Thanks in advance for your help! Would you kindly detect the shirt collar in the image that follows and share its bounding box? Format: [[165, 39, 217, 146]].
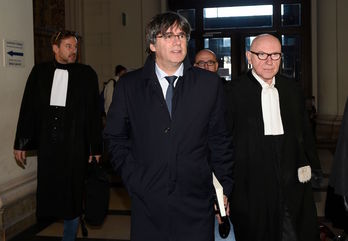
[[155, 63, 184, 80]]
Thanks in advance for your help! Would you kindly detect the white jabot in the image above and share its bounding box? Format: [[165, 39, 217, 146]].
[[252, 71, 284, 136], [50, 69, 68, 107], [155, 63, 183, 98]]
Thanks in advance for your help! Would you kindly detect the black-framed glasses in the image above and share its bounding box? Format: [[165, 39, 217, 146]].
[[195, 60, 217, 67], [157, 32, 188, 42], [250, 50, 282, 60]]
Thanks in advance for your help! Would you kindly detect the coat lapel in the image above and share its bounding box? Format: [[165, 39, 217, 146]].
[[142, 55, 193, 121], [171, 57, 192, 120]]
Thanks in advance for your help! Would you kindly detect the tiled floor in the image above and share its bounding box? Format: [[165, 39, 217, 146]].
[[9, 147, 345, 241], [315, 149, 333, 217], [10, 174, 132, 241], [37, 215, 131, 240]]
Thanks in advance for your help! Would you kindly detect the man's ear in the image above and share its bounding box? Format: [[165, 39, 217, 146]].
[[246, 51, 252, 65], [149, 43, 156, 53], [52, 44, 59, 55]]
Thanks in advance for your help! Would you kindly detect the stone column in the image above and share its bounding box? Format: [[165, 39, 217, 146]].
[[65, 0, 85, 62], [314, 0, 348, 145]]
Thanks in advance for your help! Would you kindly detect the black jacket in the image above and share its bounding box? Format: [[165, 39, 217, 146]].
[[104, 55, 234, 241]]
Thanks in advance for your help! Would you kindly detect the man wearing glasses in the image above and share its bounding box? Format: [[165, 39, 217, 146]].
[[194, 49, 219, 73], [225, 34, 321, 241], [104, 12, 233, 241]]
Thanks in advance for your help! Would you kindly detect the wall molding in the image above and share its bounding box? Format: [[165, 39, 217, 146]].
[[0, 172, 36, 209], [0, 172, 37, 240]]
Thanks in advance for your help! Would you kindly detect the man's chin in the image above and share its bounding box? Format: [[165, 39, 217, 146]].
[[262, 73, 276, 79], [170, 57, 185, 65], [67, 58, 76, 63]]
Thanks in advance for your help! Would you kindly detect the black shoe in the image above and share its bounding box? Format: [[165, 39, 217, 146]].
[[333, 233, 348, 241], [80, 216, 88, 237], [218, 216, 230, 239], [320, 223, 336, 239]]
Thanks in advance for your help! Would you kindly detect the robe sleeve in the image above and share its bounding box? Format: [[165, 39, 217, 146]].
[[295, 84, 323, 186], [208, 78, 234, 197], [14, 65, 39, 150], [85, 66, 103, 155], [303, 104, 321, 170], [297, 86, 321, 170]]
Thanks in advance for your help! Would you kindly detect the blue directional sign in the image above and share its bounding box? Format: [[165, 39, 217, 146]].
[[4, 40, 25, 67], [7, 50, 24, 57]]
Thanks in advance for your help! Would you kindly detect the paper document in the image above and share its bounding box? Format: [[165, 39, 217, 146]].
[[213, 173, 226, 217]]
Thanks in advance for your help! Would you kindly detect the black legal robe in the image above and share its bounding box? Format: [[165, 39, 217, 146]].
[[225, 71, 320, 241], [14, 61, 102, 219]]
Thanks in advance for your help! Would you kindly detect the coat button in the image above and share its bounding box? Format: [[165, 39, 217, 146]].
[[164, 127, 170, 133]]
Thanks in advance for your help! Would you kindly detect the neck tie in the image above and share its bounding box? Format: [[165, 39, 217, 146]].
[[165, 75, 177, 117]]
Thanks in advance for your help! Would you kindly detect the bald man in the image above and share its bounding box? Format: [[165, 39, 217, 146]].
[[225, 34, 321, 241], [194, 49, 219, 72]]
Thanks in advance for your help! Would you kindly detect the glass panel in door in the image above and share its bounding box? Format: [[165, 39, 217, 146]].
[[204, 37, 231, 80], [281, 35, 301, 81]]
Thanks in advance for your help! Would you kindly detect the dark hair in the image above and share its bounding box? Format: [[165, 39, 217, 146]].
[[51, 30, 79, 46], [145, 12, 191, 54], [115, 65, 127, 76]]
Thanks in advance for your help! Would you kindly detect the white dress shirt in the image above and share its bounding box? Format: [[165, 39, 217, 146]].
[[155, 63, 184, 99]]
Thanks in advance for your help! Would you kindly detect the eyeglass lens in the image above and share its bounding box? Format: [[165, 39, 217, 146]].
[[250, 51, 281, 60], [197, 61, 216, 67]]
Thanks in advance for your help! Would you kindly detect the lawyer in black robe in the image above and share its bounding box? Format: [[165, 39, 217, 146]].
[[14, 61, 102, 219], [225, 71, 320, 241]]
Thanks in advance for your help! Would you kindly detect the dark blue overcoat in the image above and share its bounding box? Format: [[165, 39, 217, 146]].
[[104, 55, 234, 241]]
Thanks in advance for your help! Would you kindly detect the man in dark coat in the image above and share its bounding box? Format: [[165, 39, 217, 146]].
[[225, 34, 321, 241], [325, 97, 348, 235], [194, 48, 236, 241], [14, 30, 102, 241], [104, 12, 234, 241]]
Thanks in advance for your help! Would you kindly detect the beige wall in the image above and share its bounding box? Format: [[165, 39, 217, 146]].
[[0, 0, 36, 191], [315, 0, 348, 116], [0, 1, 37, 238], [75, 0, 163, 90], [337, 0, 348, 114]]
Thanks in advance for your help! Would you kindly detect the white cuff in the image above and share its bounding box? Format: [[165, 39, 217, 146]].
[[298, 165, 311, 183]]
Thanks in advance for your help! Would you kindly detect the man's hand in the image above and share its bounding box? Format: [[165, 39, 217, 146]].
[[88, 155, 101, 163], [215, 195, 230, 224], [14, 150, 27, 169]]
